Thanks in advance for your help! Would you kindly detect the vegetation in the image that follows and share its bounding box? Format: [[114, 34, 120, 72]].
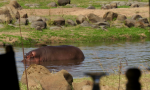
[[0, 21, 150, 45], [0, 0, 149, 45], [0, 0, 148, 9], [19, 70, 150, 90]]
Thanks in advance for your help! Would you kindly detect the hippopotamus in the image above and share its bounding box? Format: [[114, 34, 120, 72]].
[[22, 45, 85, 62]]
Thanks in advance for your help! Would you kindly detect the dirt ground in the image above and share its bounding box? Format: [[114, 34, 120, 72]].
[[19, 7, 149, 18]]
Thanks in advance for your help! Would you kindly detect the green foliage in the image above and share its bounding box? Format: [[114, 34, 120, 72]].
[[47, 19, 54, 26], [19, 81, 27, 90]]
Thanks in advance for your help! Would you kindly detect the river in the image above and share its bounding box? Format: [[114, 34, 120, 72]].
[[0, 39, 150, 80]]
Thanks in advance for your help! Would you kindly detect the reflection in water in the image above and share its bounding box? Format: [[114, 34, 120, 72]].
[[22, 59, 84, 71], [3, 39, 150, 80]]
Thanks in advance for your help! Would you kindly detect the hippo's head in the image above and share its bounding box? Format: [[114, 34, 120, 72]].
[[23, 51, 40, 62]]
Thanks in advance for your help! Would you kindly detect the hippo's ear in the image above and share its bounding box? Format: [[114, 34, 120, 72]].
[[31, 51, 36, 56]]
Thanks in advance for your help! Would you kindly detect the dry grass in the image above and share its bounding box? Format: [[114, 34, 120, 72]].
[[73, 70, 150, 90]]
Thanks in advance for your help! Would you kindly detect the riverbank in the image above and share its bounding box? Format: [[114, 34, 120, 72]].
[[19, 72, 150, 90], [0, 0, 150, 45], [0, 24, 150, 46]]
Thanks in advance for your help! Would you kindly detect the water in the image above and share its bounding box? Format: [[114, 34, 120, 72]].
[[1, 39, 150, 80]]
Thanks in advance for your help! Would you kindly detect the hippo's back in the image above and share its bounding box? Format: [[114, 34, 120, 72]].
[[42, 45, 85, 60]]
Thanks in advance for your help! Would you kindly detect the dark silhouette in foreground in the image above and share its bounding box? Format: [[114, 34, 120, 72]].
[[0, 45, 19, 90]]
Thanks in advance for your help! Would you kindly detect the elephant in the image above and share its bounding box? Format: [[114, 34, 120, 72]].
[[22, 45, 85, 62]]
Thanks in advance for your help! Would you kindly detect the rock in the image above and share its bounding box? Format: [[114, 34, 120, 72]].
[[103, 11, 118, 21], [0, 8, 12, 23], [72, 80, 93, 90], [86, 6, 95, 9], [28, 79, 43, 90], [131, 14, 142, 20], [76, 15, 87, 24], [137, 18, 150, 27], [87, 13, 105, 23], [8, 24, 15, 27], [15, 18, 28, 25], [110, 1, 120, 5], [66, 4, 77, 7], [126, 2, 132, 6], [15, 11, 20, 19], [36, 26, 42, 31], [110, 3, 117, 8], [24, 4, 31, 7], [94, 22, 110, 30], [138, 2, 149, 7], [116, 14, 127, 22], [134, 21, 145, 28], [28, 16, 48, 23], [31, 20, 47, 29], [91, 24, 100, 28], [101, 4, 112, 9], [130, 3, 139, 8], [94, 21, 110, 28], [105, 4, 112, 9], [80, 21, 91, 27], [143, 23, 150, 27], [47, 2, 57, 7], [67, 19, 76, 26], [81, 85, 92, 90], [37, 18, 44, 21], [9, 0, 22, 10], [53, 17, 65, 26], [138, 18, 149, 24], [21, 13, 28, 18], [124, 19, 136, 27], [20, 64, 45, 90], [50, 26, 62, 30], [101, 5, 106, 9], [125, 19, 146, 28], [32, 3, 40, 6], [112, 20, 126, 28], [21, 64, 51, 84], [40, 69, 73, 90], [118, 1, 126, 6], [58, 0, 70, 6], [2, 3, 20, 19], [0, 0, 21, 23], [111, 1, 126, 6], [25, 3, 40, 8]]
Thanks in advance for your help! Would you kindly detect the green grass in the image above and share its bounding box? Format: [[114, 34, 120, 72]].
[[19, 82, 27, 90], [0, 0, 150, 45], [0, 0, 148, 9], [0, 19, 150, 45]]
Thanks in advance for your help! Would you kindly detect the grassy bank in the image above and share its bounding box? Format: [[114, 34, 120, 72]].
[[0, 0, 150, 45], [19, 71, 150, 90], [0, 20, 150, 45], [0, 0, 148, 9]]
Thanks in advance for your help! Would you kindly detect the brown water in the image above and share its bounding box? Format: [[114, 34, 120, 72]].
[[1, 39, 149, 80]]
